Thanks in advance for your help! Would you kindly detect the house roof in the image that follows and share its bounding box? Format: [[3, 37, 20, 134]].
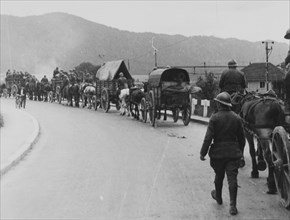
[[241, 62, 285, 82], [96, 60, 132, 80]]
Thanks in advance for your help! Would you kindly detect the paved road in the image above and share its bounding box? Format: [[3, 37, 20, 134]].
[[1, 99, 289, 219]]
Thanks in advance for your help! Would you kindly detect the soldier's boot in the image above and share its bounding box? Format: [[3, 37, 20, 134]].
[[211, 182, 223, 205], [229, 186, 238, 215]]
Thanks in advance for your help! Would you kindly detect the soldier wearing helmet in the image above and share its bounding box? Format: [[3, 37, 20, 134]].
[[53, 67, 60, 78], [200, 91, 245, 216], [284, 29, 290, 123], [41, 75, 49, 85], [219, 59, 247, 95]]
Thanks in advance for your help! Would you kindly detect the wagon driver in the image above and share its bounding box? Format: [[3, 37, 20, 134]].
[[41, 75, 49, 85], [53, 67, 60, 78]]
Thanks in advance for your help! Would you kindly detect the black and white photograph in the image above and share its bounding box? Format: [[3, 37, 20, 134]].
[[1, 0, 290, 219]]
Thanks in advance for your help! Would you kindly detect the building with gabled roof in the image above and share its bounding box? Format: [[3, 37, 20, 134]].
[[241, 62, 284, 93]]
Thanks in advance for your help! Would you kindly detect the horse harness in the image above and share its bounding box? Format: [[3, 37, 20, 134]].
[[240, 94, 282, 141]]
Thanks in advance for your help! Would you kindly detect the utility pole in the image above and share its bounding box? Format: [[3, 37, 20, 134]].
[[98, 54, 105, 65], [262, 41, 274, 91], [127, 59, 130, 71], [152, 37, 158, 68]]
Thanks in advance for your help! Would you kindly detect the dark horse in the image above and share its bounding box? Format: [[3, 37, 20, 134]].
[[36, 82, 51, 101], [126, 87, 146, 120], [25, 78, 37, 100], [59, 82, 80, 107], [70, 83, 80, 107], [232, 91, 285, 193]]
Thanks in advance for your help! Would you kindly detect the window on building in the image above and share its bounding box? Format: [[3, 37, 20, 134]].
[[260, 82, 265, 88]]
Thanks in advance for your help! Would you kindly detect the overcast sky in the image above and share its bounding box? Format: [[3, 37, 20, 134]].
[[1, 0, 290, 44]]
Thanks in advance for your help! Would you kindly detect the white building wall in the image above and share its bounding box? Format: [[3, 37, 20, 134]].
[[247, 82, 272, 93]]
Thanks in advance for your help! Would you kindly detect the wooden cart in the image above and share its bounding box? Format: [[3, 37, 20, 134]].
[[95, 60, 134, 112], [144, 67, 192, 127], [271, 117, 290, 209]]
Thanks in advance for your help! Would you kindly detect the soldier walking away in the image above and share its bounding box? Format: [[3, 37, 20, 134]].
[[219, 59, 247, 95], [17, 85, 27, 108], [200, 92, 246, 215]]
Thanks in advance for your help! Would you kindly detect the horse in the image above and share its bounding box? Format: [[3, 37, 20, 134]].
[[119, 88, 130, 116], [58, 82, 79, 107], [25, 80, 37, 100], [70, 83, 80, 107], [231, 91, 285, 194], [80, 83, 96, 108], [59, 83, 72, 106], [126, 87, 146, 120], [35, 82, 50, 101]]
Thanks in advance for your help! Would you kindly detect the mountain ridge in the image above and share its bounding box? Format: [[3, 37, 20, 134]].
[[1, 12, 288, 79]]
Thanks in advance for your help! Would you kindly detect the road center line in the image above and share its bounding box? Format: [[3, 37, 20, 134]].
[[144, 138, 170, 215]]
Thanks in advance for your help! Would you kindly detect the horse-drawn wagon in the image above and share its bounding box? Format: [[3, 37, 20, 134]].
[[143, 67, 192, 126], [271, 120, 290, 209], [231, 90, 290, 210], [5, 74, 24, 97], [95, 60, 134, 112], [48, 77, 65, 103]]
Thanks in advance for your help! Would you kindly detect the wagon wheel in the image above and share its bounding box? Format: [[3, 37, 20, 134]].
[[11, 84, 18, 97], [148, 91, 156, 127], [101, 88, 110, 112], [48, 91, 54, 102], [182, 94, 192, 126], [92, 95, 98, 111], [271, 126, 290, 210], [140, 97, 147, 123], [172, 109, 179, 122]]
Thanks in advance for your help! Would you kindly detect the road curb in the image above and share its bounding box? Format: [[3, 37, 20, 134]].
[[0, 110, 40, 176], [190, 116, 209, 125], [164, 111, 209, 125]]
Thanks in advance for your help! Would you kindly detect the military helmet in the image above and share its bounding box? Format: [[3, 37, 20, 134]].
[[214, 92, 232, 107], [284, 28, 290, 39], [228, 59, 238, 67]]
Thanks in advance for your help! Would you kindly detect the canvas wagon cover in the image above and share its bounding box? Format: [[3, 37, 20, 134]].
[[96, 60, 132, 80], [148, 67, 190, 87]]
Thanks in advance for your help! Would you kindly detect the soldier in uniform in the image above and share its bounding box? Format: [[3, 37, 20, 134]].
[[200, 92, 245, 215], [17, 85, 27, 108], [117, 72, 128, 90], [6, 69, 11, 76], [41, 75, 49, 84], [284, 29, 290, 125], [219, 59, 247, 95], [53, 67, 60, 78]]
